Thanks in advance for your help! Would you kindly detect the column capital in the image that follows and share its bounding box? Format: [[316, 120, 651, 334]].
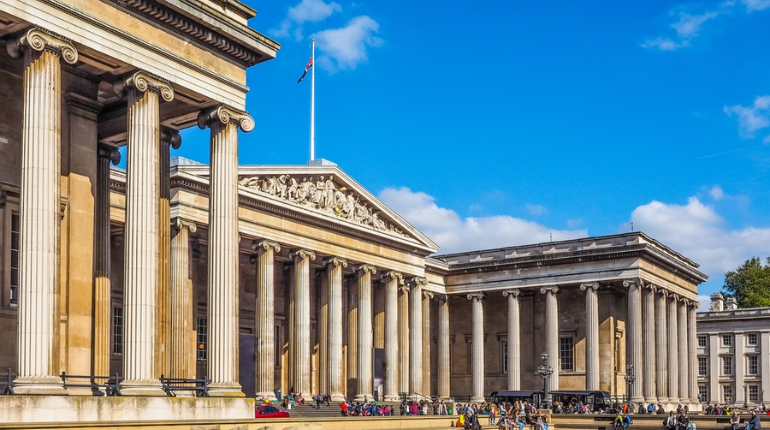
[[657, 288, 669, 299], [7, 28, 78, 64], [669, 293, 680, 302], [540, 286, 559, 295], [173, 217, 197, 233], [197, 105, 254, 133], [97, 144, 121, 165], [324, 256, 348, 269], [357, 264, 377, 276], [691, 301, 701, 310], [161, 127, 182, 149], [115, 71, 174, 102], [291, 249, 316, 262], [502, 289, 521, 298], [436, 294, 451, 304], [408, 277, 429, 289], [422, 290, 434, 300], [252, 239, 281, 254], [622, 278, 643, 289], [467, 292, 486, 301], [382, 271, 404, 285], [580, 282, 600, 292]]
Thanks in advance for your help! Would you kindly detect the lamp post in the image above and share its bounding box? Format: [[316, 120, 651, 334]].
[[535, 351, 554, 409], [623, 364, 636, 405], [744, 384, 748, 408]]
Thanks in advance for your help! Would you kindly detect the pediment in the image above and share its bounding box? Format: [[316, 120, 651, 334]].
[[230, 165, 437, 253]]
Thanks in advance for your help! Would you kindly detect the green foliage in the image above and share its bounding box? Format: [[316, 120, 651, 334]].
[[721, 257, 770, 308]]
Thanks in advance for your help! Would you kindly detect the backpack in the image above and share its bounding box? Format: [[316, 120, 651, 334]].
[[649, 404, 655, 413]]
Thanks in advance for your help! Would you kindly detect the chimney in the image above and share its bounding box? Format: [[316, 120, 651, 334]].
[[710, 293, 724, 311], [725, 297, 738, 310]]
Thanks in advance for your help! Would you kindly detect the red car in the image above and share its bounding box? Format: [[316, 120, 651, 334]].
[[255, 405, 290, 418]]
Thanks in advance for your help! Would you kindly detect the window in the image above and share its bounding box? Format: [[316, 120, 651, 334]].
[[9, 213, 19, 306], [698, 335, 707, 348], [723, 385, 733, 404], [748, 356, 759, 375], [750, 385, 759, 403], [699, 357, 708, 376], [559, 337, 574, 372], [723, 356, 733, 376], [698, 386, 708, 403], [197, 317, 207, 361], [112, 307, 123, 355], [748, 333, 758, 346], [502, 340, 508, 374], [723, 335, 733, 347]]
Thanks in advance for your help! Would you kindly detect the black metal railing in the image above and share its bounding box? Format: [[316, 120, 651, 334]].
[[0, 368, 16, 395], [159, 374, 210, 397], [60, 371, 122, 396]]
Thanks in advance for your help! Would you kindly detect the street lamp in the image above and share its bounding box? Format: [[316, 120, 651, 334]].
[[744, 384, 748, 408], [535, 351, 554, 409], [624, 364, 636, 405]]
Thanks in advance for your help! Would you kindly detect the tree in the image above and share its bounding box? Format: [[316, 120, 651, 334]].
[[721, 257, 770, 308]]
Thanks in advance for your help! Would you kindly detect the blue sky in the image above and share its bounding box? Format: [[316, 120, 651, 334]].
[[175, 0, 770, 304]]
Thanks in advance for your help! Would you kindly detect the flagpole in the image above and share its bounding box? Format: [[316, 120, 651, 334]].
[[310, 39, 315, 161]]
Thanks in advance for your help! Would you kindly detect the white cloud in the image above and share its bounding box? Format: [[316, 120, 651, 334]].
[[642, 9, 721, 51], [709, 185, 725, 200], [378, 187, 587, 254], [630, 197, 770, 282], [641, 37, 687, 51], [288, 0, 341, 24], [525, 204, 547, 216], [724, 95, 770, 140], [742, 0, 770, 12], [312, 16, 382, 71], [697, 294, 712, 311], [269, 20, 292, 38]]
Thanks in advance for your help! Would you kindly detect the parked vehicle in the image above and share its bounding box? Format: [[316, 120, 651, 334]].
[[550, 390, 612, 412], [255, 405, 290, 418], [490, 390, 546, 407]]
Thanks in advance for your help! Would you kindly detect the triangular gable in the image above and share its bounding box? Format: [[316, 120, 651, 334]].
[[232, 165, 438, 253]]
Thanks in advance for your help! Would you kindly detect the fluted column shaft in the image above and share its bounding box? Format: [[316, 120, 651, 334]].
[[347, 279, 358, 399], [437, 297, 450, 399], [581, 283, 600, 391], [256, 241, 280, 399], [202, 115, 244, 397], [292, 250, 315, 395], [409, 279, 425, 396], [170, 219, 196, 380], [668, 295, 680, 403], [421, 291, 432, 397], [624, 280, 643, 403], [643, 286, 657, 403], [93, 146, 116, 379], [469, 293, 485, 403], [13, 29, 77, 395], [326, 257, 347, 401], [503, 290, 521, 390], [678, 299, 689, 404], [398, 285, 410, 393], [655, 291, 669, 402], [384, 272, 401, 401], [355, 265, 376, 401], [688, 305, 698, 404], [319, 271, 329, 396], [543, 287, 560, 393]]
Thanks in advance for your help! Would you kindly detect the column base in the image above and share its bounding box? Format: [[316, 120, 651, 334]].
[[470, 396, 485, 404], [208, 382, 245, 397], [385, 394, 400, 402], [644, 397, 658, 406], [120, 379, 166, 397], [13, 376, 68, 396], [330, 393, 346, 402], [630, 396, 645, 404], [657, 396, 670, 404], [256, 391, 276, 401]]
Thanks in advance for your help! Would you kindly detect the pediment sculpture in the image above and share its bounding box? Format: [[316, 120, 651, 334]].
[[239, 174, 408, 238]]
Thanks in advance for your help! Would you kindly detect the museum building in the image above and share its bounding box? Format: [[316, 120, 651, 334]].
[[0, 0, 711, 424]]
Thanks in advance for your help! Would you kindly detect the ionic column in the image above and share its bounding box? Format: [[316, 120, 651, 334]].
[[502, 289, 521, 390], [291, 249, 315, 395], [326, 257, 347, 402], [678, 298, 689, 405], [541, 286, 560, 393], [642, 285, 657, 404], [255, 240, 281, 400], [94, 146, 120, 379], [198, 105, 254, 397], [398, 283, 410, 394], [410, 277, 427, 396], [170, 218, 196, 380], [319, 270, 328, 396], [373, 283, 385, 351], [655, 290, 669, 403], [355, 264, 376, 401], [347, 277, 358, 400], [437, 295, 451, 400], [581, 283, 600, 392], [668, 294, 680, 404], [156, 128, 180, 379], [468, 292, 486, 403], [9, 28, 77, 395], [119, 71, 174, 396], [688, 303, 698, 405], [383, 271, 402, 401], [623, 279, 644, 403], [422, 290, 432, 397]]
